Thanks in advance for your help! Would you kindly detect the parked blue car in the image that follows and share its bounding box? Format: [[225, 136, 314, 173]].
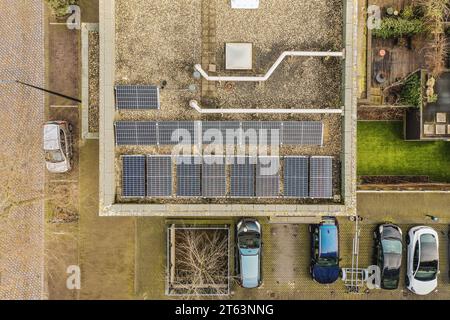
[[309, 217, 340, 284], [236, 219, 262, 289]]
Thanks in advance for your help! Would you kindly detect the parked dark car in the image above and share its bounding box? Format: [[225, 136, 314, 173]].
[[374, 224, 403, 290], [309, 217, 340, 284], [236, 219, 262, 289]]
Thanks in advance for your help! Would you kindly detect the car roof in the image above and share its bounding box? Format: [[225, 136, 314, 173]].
[[319, 224, 338, 257], [43, 124, 60, 150]]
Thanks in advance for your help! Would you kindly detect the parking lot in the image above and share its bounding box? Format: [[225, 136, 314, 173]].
[[134, 216, 449, 300], [232, 220, 449, 300]]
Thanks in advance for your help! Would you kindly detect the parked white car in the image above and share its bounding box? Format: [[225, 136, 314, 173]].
[[43, 121, 73, 173], [406, 226, 439, 295]]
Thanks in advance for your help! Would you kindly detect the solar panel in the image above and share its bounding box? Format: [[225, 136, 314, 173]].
[[230, 157, 255, 197], [122, 155, 146, 197], [115, 121, 138, 145], [157, 122, 199, 145], [147, 156, 172, 197], [136, 122, 158, 145], [115, 85, 160, 110], [284, 157, 309, 198], [158, 121, 179, 145], [302, 122, 324, 145], [115, 121, 157, 145], [256, 157, 280, 197], [202, 121, 241, 145], [310, 156, 333, 198], [178, 121, 200, 145], [241, 121, 260, 145], [202, 156, 226, 197], [282, 121, 323, 145], [176, 156, 202, 197], [261, 121, 282, 145]]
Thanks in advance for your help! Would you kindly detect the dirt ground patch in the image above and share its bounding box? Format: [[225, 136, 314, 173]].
[[135, 218, 167, 299], [358, 106, 406, 120], [78, 141, 136, 299], [47, 23, 80, 105]]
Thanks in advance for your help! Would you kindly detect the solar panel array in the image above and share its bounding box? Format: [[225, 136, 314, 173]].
[[121, 155, 333, 199], [115, 85, 160, 110], [147, 156, 172, 197], [115, 121, 322, 146], [122, 155, 146, 197], [310, 156, 333, 198], [284, 157, 309, 198]]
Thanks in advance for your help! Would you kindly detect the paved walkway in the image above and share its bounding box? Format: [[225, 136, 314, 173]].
[[0, 0, 45, 300]]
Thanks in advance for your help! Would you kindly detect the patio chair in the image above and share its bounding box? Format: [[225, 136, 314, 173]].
[[423, 123, 435, 136], [436, 112, 447, 123]]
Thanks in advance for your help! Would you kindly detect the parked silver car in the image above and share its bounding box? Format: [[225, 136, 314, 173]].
[[43, 121, 73, 173], [236, 219, 262, 289], [406, 226, 439, 295]]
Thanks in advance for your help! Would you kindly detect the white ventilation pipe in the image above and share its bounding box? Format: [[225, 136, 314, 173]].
[[195, 50, 345, 82], [189, 100, 343, 114]]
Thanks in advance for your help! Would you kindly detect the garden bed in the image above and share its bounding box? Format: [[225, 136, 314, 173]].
[[357, 106, 405, 120], [166, 225, 230, 296]]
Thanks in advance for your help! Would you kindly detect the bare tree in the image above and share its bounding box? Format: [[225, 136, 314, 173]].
[[172, 228, 229, 296], [417, 0, 449, 77]]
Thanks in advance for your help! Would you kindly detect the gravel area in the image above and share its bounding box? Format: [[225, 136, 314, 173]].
[[113, 0, 344, 203], [214, 0, 344, 109], [88, 31, 99, 133], [115, 0, 202, 121]]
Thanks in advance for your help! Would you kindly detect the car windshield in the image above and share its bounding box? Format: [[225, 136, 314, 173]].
[[318, 256, 338, 267], [382, 239, 402, 254], [238, 232, 260, 250], [382, 276, 399, 288], [45, 150, 64, 163]]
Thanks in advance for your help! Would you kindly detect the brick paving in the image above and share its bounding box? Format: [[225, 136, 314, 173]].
[[232, 220, 449, 300], [0, 0, 45, 300]]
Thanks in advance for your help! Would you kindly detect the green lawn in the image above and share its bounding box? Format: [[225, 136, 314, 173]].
[[357, 121, 450, 182]]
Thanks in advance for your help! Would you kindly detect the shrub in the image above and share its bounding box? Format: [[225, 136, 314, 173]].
[[399, 73, 422, 108], [372, 17, 425, 39], [400, 5, 420, 20], [45, 0, 78, 17]]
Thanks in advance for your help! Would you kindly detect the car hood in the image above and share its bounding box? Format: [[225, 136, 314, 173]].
[[312, 265, 340, 284], [46, 160, 69, 173], [410, 278, 438, 295], [241, 254, 260, 288]]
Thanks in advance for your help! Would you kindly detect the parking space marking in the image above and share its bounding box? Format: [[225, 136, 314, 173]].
[[49, 179, 78, 183], [50, 105, 79, 108]]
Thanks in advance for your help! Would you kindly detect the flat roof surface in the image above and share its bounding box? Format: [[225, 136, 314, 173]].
[[99, 0, 357, 215]]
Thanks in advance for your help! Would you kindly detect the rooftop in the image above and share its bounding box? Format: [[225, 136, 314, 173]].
[[98, 0, 357, 216]]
